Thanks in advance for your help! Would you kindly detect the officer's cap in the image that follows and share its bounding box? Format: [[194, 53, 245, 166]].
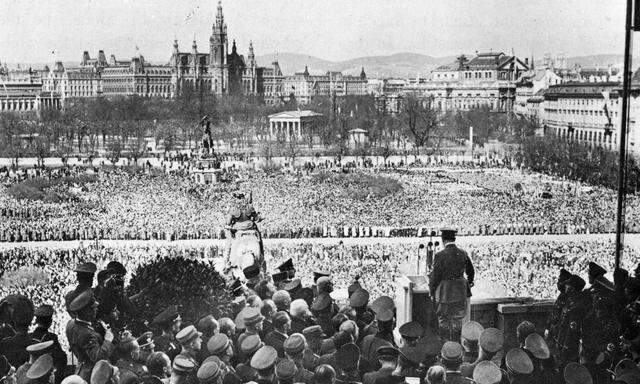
[[61, 375, 86, 384], [313, 270, 331, 282], [240, 334, 264, 355], [563, 362, 592, 384], [399, 321, 424, 339], [207, 333, 230, 355], [250, 345, 278, 370], [197, 361, 221, 382], [175, 325, 202, 345], [69, 290, 95, 312], [505, 348, 533, 375], [347, 281, 362, 297], [558, 268, 572, 284], [440, 228, 457, 240], [312, 292, 332, 312], [349, 289, 370, 308], [172, 356, 196, 372], [376, 345, 399, 360], [302, 325, 326, 339], [153, 305, 181, 326], [441, 341, 463, 361], [317, 276, 332, 291], [566, 274, 586, 291], [34, 304, 54, 318], [524, 333, 550, 359], [479, 328, 504, 353], [91, 360, 117, 384], [243, 265, 260, 279], [370, 295, 395, 314], [277, 258, 294, 272], [588, 262, 606, 280], [275, 359, 298, 380], [473, 361, 502, 384], [137, 331, 154, 350], [26, 341, 54, 356], [284, 278, 301, 292], [75, 262, 97, 274], [26, 354, 54, 380], [336, 343, 360, 370], [243, 307, 265, 327], [234, 307, 252, 330], [235, 364, 257, 382], [461, 321, 484, 343], [283, 333, 306, 355], [376, 308, 394, 323]]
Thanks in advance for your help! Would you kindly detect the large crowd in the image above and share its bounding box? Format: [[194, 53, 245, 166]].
[[2, 162, 639, 242], [1, 236, 640, 383]]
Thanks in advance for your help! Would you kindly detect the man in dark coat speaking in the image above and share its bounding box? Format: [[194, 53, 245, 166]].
[[428, 228, 475, 342]]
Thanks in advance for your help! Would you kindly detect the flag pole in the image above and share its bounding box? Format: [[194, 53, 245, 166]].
[[615, 0, 634, 269]]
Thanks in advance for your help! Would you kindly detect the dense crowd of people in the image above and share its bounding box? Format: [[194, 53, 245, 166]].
[[1, 236, 640, 383], [1, 163, 638, 242]]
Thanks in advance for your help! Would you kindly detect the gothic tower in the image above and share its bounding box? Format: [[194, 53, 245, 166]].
[[209, 0, 228, 94]]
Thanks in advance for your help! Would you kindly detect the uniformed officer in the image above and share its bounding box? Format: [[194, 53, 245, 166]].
[[240, 334, 264, 365], [64, 262, 97, 315], [274, 259, 296, 290], [175, 325, 203, 367], [335, 343, 361, 384], [170, 356, 196, 384], [30, 305, 67, 384], [283, 333, 314, 384], [136, 332, 155, 365], [152, 306, 181, 362], [545, 268, 572, 357], [250, 345, 278, 384], [115, 332, 148, 384], [472, 361, 502, 384], [350, 289, 376, 336], [16, 341, 53, 384], [460, 321, 484, 364], [67, 291, 114, 383], [398, 321, 424, 347], [312, 293, 335, 337], [302, 326, 325, 371], [274, 359, 298, 384], [362, 309, 395, 369], [196, 361, 221, 384], [236, 308, 265, 353], [554, 274, 587, 368], [460, 327, 503, 379], [362, 346, 398, 384], [504, 348, 533, 384], [439, 341, 474, 384], [0, 295, 36, 367], [206, 333, 235, 378], [313, 270, 332, 296], [25, 354, 54, 384], [428, 229, 475, 341]]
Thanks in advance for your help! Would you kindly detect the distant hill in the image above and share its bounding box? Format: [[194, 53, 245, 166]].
[[5, 53, 629, 78]]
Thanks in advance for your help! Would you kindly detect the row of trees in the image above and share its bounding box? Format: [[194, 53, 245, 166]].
[[0, 88, 538, 162]]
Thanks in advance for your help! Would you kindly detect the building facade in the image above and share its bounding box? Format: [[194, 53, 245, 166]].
[[282, 66, 368, 104], [0, 65, 61, 112]]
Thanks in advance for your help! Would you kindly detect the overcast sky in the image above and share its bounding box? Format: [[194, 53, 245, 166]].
[[0, 0, 627, 65]]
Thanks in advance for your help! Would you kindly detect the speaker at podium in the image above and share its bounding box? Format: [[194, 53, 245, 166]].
[[395, 275, 437, 332]]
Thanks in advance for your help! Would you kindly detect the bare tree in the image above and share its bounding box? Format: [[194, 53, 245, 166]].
[[400, 94, 439, 155]]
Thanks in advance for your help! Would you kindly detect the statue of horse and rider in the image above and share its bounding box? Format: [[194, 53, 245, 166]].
[[224, 188, 267, 290]]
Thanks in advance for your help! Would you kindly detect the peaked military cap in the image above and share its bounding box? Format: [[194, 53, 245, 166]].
[[275, 359, 298, 380], [235, 364, 257, 382], [277, 258, 294, 272], [441, 341, 463, 361], [461, 321, 484, 344], [479, 328, 504, 353], [399, 321, 424, 339], [26, 341, 54, 356], [473, 361, 502, 384], [302, 325, 326, 339], [349, 289, 370, 308], [284, 333, 306, 355], [273, 311, 290, 328], [137, 331, 154, 350], [173, 356, 196, 372], [153, 305, 180, 325], [207, 333, 230, 355], [347, 281, 362, 297], [370, 295, 395, 314], [243, 307, 265, 326], [240, 334, 264, 355], [313, 270, 331, 282], [235, 307, 252, 330], [251, 345, 278, 370], [34, 304, 54, 318], [91, 360, 116, 384], [69, 290, 95, 312], [377, 345, 399, 359], [75, 262, 97, 274], [563, 362, 592, 384], [558, 268, 572, 284], [197, 361, 221, 382], [26, 354, 54, 380], [588, 262, 606, 280], [524, 333, 550, 359], [175, 325, 202, 345], [243, 265, 260, 279], [61, 375, 86, 384], [566, 274, 586, 291], [505, 348, 533, 375], [376, 308, 394, 323]]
